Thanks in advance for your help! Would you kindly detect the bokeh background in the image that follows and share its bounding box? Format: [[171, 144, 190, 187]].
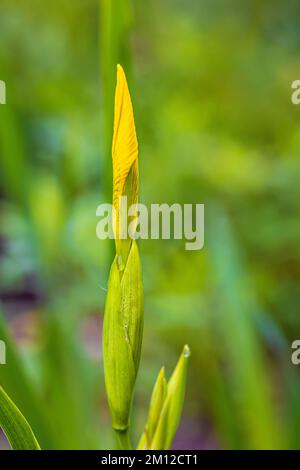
[[1, 0, 300, 450]]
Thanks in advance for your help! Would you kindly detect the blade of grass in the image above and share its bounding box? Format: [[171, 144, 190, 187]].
[[0, 309, 55, 448], [41, 310, 101, 449], [255, 311, 300, 449], [208, 210, 284, 449], [0, 385, 40, 450]]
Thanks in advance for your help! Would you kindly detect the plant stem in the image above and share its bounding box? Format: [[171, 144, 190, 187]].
[[115, 429, 132, 450]]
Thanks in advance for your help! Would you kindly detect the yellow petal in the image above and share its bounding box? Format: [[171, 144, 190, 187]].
[[112, 65, 138, 217]]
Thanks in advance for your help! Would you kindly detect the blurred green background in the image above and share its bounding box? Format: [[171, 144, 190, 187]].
[[1, 0, 300, 450]]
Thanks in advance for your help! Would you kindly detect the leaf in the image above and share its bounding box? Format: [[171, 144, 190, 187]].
[[137, 367, 167, 449], [0, 386, 41, 450], [150, 345, 190, 450], [0, 310, 55, 448]]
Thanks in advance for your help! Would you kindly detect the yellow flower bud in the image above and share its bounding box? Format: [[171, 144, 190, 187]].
[[103, 65, 143, 433]]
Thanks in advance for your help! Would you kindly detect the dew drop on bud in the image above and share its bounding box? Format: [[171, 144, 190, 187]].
[[183, 345, 190, 358]]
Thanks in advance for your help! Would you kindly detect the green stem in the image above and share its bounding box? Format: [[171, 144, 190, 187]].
[[114, 429, 132, 450]]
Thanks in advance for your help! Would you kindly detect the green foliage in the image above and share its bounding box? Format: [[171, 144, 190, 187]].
[[137, 367, 167, 449], [0, 311, 55, 448], [138, 346, 190, 450], [0, 386, 40, 450], [0, 0, 299, 450]]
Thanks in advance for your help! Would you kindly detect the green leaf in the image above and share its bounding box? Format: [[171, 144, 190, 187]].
[[150, 345, 190, 450], [0, 386, 41, 450], [137, 367, 167, 449], [0, 310, 55, 448]]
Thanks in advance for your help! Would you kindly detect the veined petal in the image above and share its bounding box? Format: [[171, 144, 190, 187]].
[[112, 65, 138, 230]]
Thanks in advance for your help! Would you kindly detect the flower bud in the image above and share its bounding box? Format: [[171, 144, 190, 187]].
[[103, 65, 143, 432]]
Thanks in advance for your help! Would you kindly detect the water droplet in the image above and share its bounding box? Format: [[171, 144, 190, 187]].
[[183, 345, 190, 358]]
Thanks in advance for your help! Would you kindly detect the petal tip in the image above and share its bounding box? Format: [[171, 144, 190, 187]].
[[117, 64, 125, 79]]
